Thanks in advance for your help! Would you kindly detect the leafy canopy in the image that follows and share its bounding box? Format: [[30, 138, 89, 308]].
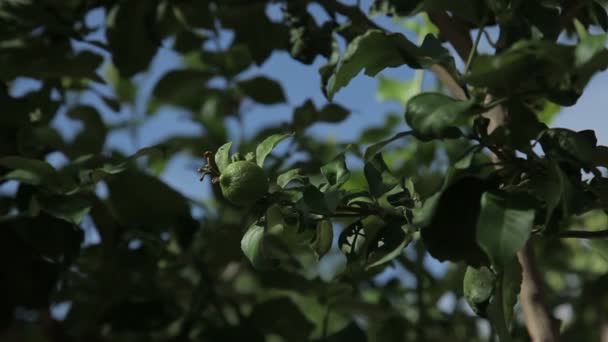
[[1, 0, 608, 341]]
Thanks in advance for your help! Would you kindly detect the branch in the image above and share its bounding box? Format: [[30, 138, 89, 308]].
[[517, 241, 562, 342], [558, 229, 608, 239], [428, 7, 560, 342]]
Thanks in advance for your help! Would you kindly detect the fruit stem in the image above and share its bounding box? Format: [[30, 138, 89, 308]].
[[197, 151, 221, 182]]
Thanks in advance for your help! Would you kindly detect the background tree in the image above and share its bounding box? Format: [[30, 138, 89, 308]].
[[1, 0, 608, 341]]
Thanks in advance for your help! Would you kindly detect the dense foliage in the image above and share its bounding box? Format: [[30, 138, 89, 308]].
[[1, 0, 608, 341]]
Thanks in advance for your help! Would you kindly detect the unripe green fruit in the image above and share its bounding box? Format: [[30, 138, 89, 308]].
[[219, 161, 269, 206]]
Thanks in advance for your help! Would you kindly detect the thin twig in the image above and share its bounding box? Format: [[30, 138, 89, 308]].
[[464, 19, 486, 75]]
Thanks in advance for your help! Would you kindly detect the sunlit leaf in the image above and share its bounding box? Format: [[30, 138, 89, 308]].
[[327, 30, 420, 99], [256, 133, 293, 167], [215, 142, 233, 174]]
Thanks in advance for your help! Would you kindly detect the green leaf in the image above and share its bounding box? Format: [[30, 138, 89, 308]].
[[338, 220, 366, 261], [241, 223, 268, 269], [364, 131, 412, 161], [414, 0, 486, 24], [338, 218, 387, 266], [106, 170, 195, 230], [0, 156, 60, 189], [219, 2, 288, 64], [153, 69, 212, 108], [303, 185, 331, 215], [0, 46, 104, 81], [250, 298, 315, 342], [527, 160, 573, 225], [38, 195, 92, 225], [321, 154, 350, 188], [405, 92, 478, 141], [293, 100, 350, 130], [575, 31, 608, 67], [364, 154, 399, 198], [327, 30, 420, 99], [215, 142, 232, 174], [256, 133, 293, 167], [540, 128, 597, 166], [487, 259, 522, 342], [107, 0, 159, 76], [238, 76, 286, 105], [463, 266, 495, 316], [277, 168, 305, 188], [199, 45, 253, 77], [589, 240, 608, 262], [476, 192, 535, 266], [500, 258, 522, 327], [366, 223, 412, 270], [312, 219, 333, 259], [87, 147, 163, 182], [66, 105, 107, 157], [537, 101, 561, 125]]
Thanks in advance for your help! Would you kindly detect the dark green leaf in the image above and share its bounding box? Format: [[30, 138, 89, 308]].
[[0, 46, 104, 81], [364, 154, 398, 198], [251, 298, 315, 342], [107, 0, 160, 76], [219, 3, 288, 64], [0, 156, 60, 189], [366, 223, 412, 270], [293, 100, 350, 130], [238, 76, 286, 105], [405, 92, 478, 141], [417, 174, 492, 266], [540, 128, 597, 167], [153, 69, 212, 108], [66, 105, 107, 157], [38, 194, 92, 225], [106, 170, 194, 230], [338, 220, 366, 260], [339, 216, 384, 263], [414, 0, 486, 24], [303, 185, 331, 215]]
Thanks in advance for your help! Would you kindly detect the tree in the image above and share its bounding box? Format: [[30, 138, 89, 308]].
[[1, 0, 608, 341]]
